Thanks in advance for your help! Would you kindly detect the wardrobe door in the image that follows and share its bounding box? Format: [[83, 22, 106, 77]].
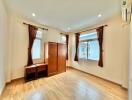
[[48, 42, 58, 76], [58, 43, 66, 73]]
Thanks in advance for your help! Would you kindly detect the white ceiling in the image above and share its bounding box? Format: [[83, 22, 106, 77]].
[[4, 0, 121, 32]]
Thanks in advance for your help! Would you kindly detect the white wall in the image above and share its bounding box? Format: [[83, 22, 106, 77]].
[[6, 13, 129, 90], [129, 15, 132, 100], [0, 0, 8, 95], [69, 15, 129, 88], [7, 15, 63, 81]]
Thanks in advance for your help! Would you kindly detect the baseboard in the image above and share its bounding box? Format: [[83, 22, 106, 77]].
[[6, 77, 24, 85], [69, 66, 128, 90], [66, 66, 73, 68], [122, 85, 128, 90]]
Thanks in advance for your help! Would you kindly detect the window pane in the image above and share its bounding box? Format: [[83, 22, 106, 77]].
[[80, 32, 97, 41], [79, 42, 87, 59], [88, 40, 99, 60], [36, 31, 42, 38], [61, 35, 66, 43], [79, 32, 100, 61], [32, 39, 41, 59]]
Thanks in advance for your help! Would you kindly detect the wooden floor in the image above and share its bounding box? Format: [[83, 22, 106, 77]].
[[0, 68, 128, 100]]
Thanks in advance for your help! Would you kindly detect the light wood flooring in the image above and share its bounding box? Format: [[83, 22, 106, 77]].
[[0, 68, 128, 100]]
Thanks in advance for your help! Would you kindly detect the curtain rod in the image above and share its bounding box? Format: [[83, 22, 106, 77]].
[[23, 22, 48, 31], [60, 33, 68, 35], [75, 25, 108, 34]]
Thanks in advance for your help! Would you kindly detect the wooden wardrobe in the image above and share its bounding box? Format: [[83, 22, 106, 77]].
[[44, 42, 66, 76]]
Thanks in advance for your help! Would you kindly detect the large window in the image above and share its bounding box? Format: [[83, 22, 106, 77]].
[[79, 32, 99, 61], [32, 31, 42, 59]]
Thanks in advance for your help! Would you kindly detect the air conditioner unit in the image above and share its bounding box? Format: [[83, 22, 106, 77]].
[[121, 0, 132, 23]]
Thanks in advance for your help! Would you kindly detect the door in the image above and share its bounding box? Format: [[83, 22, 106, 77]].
[[48, 42, 58, 76], [58, 43, 66, 73]]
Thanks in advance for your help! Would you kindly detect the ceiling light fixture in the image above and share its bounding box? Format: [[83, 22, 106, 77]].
[[32, 13, 36, 17], [98, 14, 102, 18]]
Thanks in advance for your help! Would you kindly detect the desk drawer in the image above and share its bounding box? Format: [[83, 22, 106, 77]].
[[37, 66, 47, 72], [26, 68, 36, 74]]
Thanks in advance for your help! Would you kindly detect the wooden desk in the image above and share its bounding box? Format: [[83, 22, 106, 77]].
[[25, 63, 48, 82], [36, 64, 48, 78]]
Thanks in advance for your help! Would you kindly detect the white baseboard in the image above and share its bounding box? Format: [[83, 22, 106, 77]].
[[70, 66, 128, 88]]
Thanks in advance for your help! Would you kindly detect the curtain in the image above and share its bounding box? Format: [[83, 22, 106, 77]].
[[66, 35, 69, 60], [74, 33, 80, 61], [96, 26, 104, 67], [27, 25, 38, 66]]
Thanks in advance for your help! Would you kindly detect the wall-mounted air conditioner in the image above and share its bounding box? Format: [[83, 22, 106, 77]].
[[121, 0, 132, 23]]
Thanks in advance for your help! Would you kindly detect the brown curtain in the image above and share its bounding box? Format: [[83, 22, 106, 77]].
[[27, 25, 38, 66], [74, 33, 80, 61], [96, 26, 104, 67], [66, 35, 69, 60]]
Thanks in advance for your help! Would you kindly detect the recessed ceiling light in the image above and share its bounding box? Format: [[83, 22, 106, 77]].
[[32, 13, 36, 17], [98, 14, 102, 18]]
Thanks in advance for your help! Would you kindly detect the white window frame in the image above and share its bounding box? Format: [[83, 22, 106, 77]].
[[79, 32, 99, 61], [61, 34, 66, 44]]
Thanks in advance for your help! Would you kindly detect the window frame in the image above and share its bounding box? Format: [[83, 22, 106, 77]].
[[79, 33, 99, 61], [61, 34, 66, 44], [32, 31, 43, 60]]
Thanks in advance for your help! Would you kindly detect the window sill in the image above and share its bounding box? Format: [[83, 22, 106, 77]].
[[33, 58, 41, 60], [79, 58, 98, 62], [77, 59, 98, 67], [33, 58, 44, 64]]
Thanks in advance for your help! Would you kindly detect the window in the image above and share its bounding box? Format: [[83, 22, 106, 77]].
[[61, 35, 66, 44], [32, 31, 42, 59], [79, 32, 99, 61]]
